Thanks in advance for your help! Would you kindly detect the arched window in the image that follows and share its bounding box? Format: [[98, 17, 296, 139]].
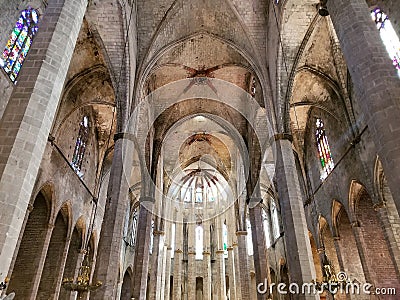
[[71, 116, 89, 177], [123, 205, 138, 247], [195, 187, 203, 203], [316, 118, 334, 180], [195, 225, 203, 260], [246, 219, 254, 256], [223, 222, 228, 258], [0, 8, 39, 82], [262, 208, 272, 248], [250, 77, 256, 97], [371, 8, 400, 77], [271, 200, 281, 240], [130, 207, 138, 247], [182, 187, 192, 202]]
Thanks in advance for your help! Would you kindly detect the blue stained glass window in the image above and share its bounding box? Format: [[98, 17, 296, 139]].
[[316, 118, 334, 180], [71, 116, 89, 177], [0, 8, 39, 83], [371, 8, 400, 77]]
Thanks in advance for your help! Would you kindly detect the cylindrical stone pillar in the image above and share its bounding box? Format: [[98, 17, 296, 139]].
[[327, 0, 400, 218], [274, 136, 318, 300]]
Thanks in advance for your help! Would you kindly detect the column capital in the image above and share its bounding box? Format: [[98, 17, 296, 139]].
[[140, 196, 155, 203], [227, 246, 234, 251], [373, 201, 386, 210], [273, 133, 293, 142], [248, 197, 263, 206], [113, 132, 135, 142], [175, 249, 183, 254], [27, 203, 34, 212], [153, 230, 165, 236], [202, 251, 211, 255], [216, 250, 225, 254], [236, 231, 247, 236], [188, 251, 196, 255]]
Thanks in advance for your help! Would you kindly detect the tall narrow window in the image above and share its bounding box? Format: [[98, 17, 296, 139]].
[[223, 223, 228, 258], [262, 208, 272, 248], [171, 223, 176, 258], [195, 225, 203, 260], [246, 219, 254, 256], [0, 8, 39, 83], [71, 116, 89, 177], [195, 187, 203, 203], [130, 207, 138, 247], [271, 200, 281, 240], [371, 8, 400, 77], [316, 118, 334, 180], [150, 219, 155, 254]]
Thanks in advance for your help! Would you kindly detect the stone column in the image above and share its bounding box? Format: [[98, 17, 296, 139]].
[[232, 243, 242, 299], [163, 246, 172, 300], [202, 219, 211, 300], [30, 223, 55, 298], [149, 230, 165, 300], [226, 246, 237, 300], [173, 212, 184, 300], [215, 217, 226, 300], [327, 0, 400, 217], [248, 202, 270, 300], [187, 222, 195, 300], [54, 235, 72, 299], [157, 239, 167, 300], [132, 197, 155, 300], [0, 0, 88, 279], [215, 250, 226, 300], [274, 136, 318, 300], [236, 231, 251, 299], [91, 136, 133, 299]]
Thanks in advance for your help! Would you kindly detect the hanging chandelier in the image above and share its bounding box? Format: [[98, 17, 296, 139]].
[[61, 253, 102, 292], [62, 198, 102, 294]]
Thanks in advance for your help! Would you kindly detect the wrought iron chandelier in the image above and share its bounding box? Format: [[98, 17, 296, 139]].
[[62, 198, 102, 294]]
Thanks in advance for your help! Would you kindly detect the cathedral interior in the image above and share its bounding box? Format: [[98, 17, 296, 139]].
[[0, 0, 400, 299]]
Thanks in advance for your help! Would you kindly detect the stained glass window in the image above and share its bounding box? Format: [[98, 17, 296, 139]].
[[0, 8, 39, 83], [223, 223, 228, 258], [316, 118, 334, 180], [195, 225, 203, 260], [371, 8, 400, 77], [130, 207, 138, 247], [250, 77, 256, 97], [71, 116, 89, 177]]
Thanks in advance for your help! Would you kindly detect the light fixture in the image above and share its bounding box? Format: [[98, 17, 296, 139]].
[[61, 253, 102, 293], [62, 198, 102, 295]]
